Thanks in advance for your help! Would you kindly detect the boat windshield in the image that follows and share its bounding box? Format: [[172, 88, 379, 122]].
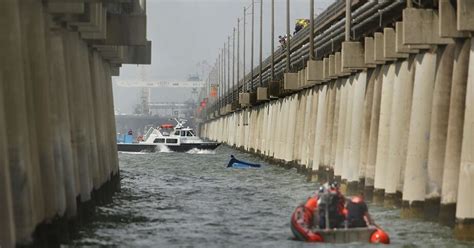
[[143, 127, 155, 141]]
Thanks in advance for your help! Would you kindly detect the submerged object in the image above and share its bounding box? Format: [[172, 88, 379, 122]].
[[227, 155, 261, 168], [290, 195, 390, 244]]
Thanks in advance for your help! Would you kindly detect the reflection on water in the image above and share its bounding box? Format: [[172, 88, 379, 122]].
[[69, 146, 473, 247]]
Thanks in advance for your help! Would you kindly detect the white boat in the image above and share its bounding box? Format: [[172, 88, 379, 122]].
[[117, 119, 221, 153]]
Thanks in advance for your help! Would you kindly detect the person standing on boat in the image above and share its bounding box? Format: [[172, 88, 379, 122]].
[[317, 182, 346, 229], [346, 192, 374, 228]]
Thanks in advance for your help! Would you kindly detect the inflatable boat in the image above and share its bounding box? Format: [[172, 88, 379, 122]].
[[227, 155, 261, 168], [290, 195, 390, 244]]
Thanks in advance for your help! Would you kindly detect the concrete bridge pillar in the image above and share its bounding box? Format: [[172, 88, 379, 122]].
[[300, 91, 313, 167], [330, 80, 342, 174], [359, 68, 377, 190], [307, 89, 319, 169], [324, 82, 337, 173], [0, 72, 15, 248], [364, 66, 383, 201], [312, 86, 327, 176], [454, 38, 474, 241], [20, 0, 58, 221], [334, 80, 348, 180], [47, 30, 77, 218], [440, 39, 470, 226], [402, 51, 437, 218], [0, 0, 37, 243], [64, 31, 93, 202], [384, 59, 415, 208], [374, 63, 396, 204], [342, 77, 355, 189], [347, 72, 367, 195], [425, 44, 456, 219]]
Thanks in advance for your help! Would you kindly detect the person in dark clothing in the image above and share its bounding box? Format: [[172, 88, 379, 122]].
[[317, 182, 346, 229], [346, 192, 373, 228]]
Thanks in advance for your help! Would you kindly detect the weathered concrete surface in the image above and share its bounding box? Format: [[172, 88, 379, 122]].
[[402, 52, 437, 218], [441, 39, 470, 226]]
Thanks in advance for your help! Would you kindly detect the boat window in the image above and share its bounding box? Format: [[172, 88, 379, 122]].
[[181, 131, 186, 137], [153, 138, 165, 143], [174, 131, 180, 136], [166, 138, 178, 144], [186, 131, 193, 137], [189, 130, 195, 136]]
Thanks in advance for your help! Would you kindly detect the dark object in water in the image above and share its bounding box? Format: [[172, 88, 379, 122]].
[[227, 155, 261, 168]]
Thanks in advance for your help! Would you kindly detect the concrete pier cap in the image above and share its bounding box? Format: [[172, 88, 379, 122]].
[[341, 41, 365, 70], [284, 72, 298, 90], [403, 8, 454, 45], [306, 60, 324, 83], [256, 87, 269, 101]]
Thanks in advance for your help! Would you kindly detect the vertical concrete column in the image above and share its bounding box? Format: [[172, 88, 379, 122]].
[[0, 72, 15, 248], [64, 31, 93, 202], [307, 88, 319, 169], [334, 80, 348, 179], [365, 66, 383, 200], [425, 44, 455, 219], [342, 76, 355, 186], [79, 43, 101, 190], [0, 0, 37, 243], [297, 92, 308, 164], [373, 63, 396, 203], [287, 96, 299, 162], [300, 91, 311, 166], [359, 68, 376, 189], [324, 83, 337, 171], [454, 38, 474, 241], [384, 59, 415, 208], [103, 61, 120, 175], [330, 80, 342, 173], [440, 40, 470, 226], [347, 72, 367, 195], [402, 52, 437, 218], [293, 94, 304, 162], [312, 86, 327, 174], [47, 30, 77, 218]]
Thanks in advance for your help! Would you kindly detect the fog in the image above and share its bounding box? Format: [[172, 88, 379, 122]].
[[113, 0, 337, 114]]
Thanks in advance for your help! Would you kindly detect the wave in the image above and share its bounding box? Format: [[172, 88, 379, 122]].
[[156, 144, 173, 153], [119, 152, 149, 155], [186, 148, 216, 155]]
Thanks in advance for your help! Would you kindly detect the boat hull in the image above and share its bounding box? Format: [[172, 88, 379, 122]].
[[166, 143, 221, 152], [117, 143, 157, 153]]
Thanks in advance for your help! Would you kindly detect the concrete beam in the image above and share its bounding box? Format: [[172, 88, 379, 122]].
[[342, 41, 365, 70], [440, 0, 468, 38], [395, 22, 419, 54], [329, 54, 336, 78], [257, 87, 268, 101], [364, 37, 377, 67], [323, 57, 331, 80], [374, 32, 391, 63], [457, 0, 474, 31], [307, 60, 324, 83], [384, 28, 408, 59], [284, 72, 298, 90], [100, 14, 148, 46], [403, 8, 454, 45]]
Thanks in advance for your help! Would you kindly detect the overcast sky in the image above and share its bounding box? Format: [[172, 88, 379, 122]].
[[113, 0, 337, 114]]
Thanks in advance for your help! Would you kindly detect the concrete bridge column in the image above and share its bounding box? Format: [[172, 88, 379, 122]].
[[402, 51, 438, 218], [364, 66, 383, 200], [64, 31, 93, 202], [47, 30, 77, 218], [323, 82, 337, 174], [342, 76, 355, 188], [300, 91, 312, 167], [293, 94, 305, 162], [286, 96, 298, 162], [1, 0, 37, 243], [307, 88, 319, 169], [359, 68, 377, 190], [79, 42, 101, 190], [373, 63, 396, 204], [384, 59, 415, 208], [334, 80, 348, 180], [439, 39, 471, 226], [103, 62, 120, 175], [454, 38, 474, 241], [347, 72, 367, 195], [330, 80, 342, 175], [0, 72, 15, 248], [425, 44, 456, 219], [20, 0, 59, 221], [312, 86, 328, 176]]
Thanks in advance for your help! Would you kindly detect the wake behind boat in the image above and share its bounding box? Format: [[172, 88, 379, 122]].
[[117, 119, 221, 153]]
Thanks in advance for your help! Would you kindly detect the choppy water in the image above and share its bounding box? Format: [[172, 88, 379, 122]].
[[69, 146, 473, 247]]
